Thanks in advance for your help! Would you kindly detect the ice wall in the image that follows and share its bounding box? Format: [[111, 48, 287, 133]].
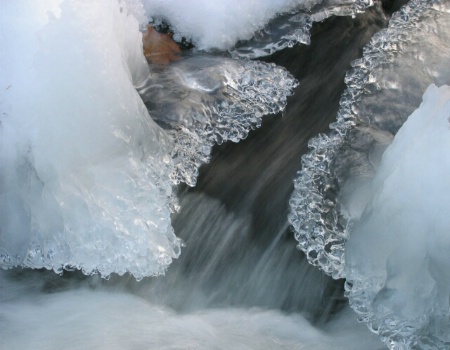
[[0, 0, 180, 279]]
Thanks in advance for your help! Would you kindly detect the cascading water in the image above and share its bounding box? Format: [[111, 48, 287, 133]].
[[0, 0, 448, 349]]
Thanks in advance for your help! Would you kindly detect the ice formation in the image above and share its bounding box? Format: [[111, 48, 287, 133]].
[[346, 84, 450, 349], [288, 0, 450, 348], [136, 0, 377, 186], [0, 0, 180, 279], [139, 0, 320, 51], [138, 56, 298, 186], [0, 0, 305, 277], [289, 0, 450, 279], [230, 0, 374, 58]]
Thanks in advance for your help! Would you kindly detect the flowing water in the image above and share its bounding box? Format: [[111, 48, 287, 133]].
[[1, 0, 449, 349]]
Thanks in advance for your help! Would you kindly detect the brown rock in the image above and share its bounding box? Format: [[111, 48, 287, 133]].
[[142, 25, 182, 65]]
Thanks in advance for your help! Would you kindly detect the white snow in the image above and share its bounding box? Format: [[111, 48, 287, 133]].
[[139, 0, 318, 50]]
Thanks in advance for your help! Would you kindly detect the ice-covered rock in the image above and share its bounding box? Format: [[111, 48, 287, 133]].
[[0, 0, 180, 279], [135, 0, 373, 57], [346, 84, 450, 349], [139, 0, 320, 51]]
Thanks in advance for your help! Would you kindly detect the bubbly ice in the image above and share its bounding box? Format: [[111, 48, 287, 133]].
[[138, 56, 298, 186], [230, 0, 375, 59], [0, 0, 180, 279]]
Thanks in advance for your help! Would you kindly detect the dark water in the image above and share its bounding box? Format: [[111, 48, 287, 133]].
[[138, 3, 392, 322]]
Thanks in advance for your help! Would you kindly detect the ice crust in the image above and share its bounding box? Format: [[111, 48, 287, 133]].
[[138, 56, 298, 186], [288, 0, 450, 348], [0, 0, 180, 279], [230, 0, 374, 59]]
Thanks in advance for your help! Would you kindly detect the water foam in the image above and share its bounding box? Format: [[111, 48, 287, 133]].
[[0, 270, 383, 350]]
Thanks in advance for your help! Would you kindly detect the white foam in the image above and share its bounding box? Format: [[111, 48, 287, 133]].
[[0, 271, 382, 350]]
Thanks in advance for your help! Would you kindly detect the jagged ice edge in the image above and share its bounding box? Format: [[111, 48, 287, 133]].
[[288, 0, 445, 348], [288, 0, 438, 279], [170, 60, 298, 187]]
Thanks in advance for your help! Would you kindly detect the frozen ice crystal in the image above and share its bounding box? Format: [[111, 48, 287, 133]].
[[139, 56, 298, 186]]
